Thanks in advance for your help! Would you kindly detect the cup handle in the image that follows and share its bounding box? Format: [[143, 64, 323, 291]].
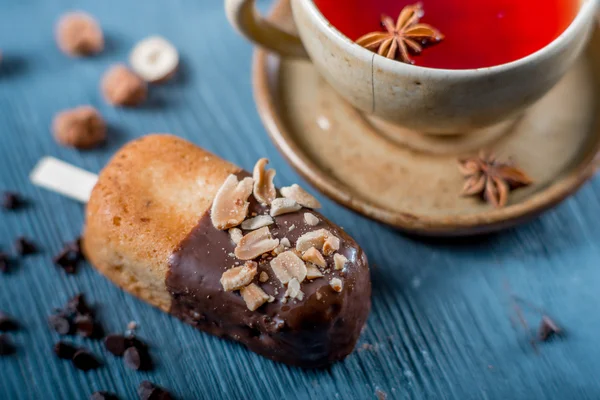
[[225, 0, 309, 58]]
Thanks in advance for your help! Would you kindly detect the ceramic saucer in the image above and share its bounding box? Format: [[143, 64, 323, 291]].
[[252, 0, 600, 236]]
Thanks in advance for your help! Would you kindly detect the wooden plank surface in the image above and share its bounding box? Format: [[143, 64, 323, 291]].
[[1, 1, 600, 399]]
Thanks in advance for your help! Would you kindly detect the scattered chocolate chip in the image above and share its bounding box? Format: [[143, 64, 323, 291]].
[[90, 391, 118, 400], [138, 381, 171, 400], [104, 334, 127, 356], [72, 349, 100, 371], [14, 236, 36, 256], [53, 238, 83, 274], [126, 335, 148, 352], [2, 192, 22, 210], [66, 293, 92, 316], [75, 315, 96, 338], [48, 314, 72, 335], [0, 334, 15, 356], [123, 344, 151, 371], [0, 252, 9, 273], [0, 311, 18, 331], [538, 316, 561, 341], [49, 293, 101, 338], [54, 341, 78, 360], [123, 346, 142, 370]]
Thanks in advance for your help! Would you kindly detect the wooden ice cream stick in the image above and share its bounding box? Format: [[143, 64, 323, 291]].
[[30, 156, 98, 203]]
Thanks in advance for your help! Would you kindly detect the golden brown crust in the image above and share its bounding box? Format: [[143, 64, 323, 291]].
[[82, 134, 239, 311]]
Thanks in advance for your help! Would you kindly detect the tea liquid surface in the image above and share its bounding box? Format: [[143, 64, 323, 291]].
[[313, 0, 579, 69]]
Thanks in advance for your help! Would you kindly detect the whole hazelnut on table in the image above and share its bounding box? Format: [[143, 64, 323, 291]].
[[56, 12, 104, 57], [101, 64, 147, 107], [52, 106, 106, 149]]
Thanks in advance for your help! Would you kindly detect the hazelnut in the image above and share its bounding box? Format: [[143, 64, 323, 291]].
[[56, 12, 104, 56], [129, 36, 179, 83], [101, 64, 147, 107], [52, 106, 106, 149]]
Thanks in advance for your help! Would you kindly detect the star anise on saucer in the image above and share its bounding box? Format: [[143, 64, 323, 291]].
[[355, 3, 444, 64], [459, 151, 533, 208]]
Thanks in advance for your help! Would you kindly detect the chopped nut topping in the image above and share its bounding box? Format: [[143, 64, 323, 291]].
[[306, 264, 324, 279], [259, 271, 269, 282], [220, 261, 258, 291], [304, 213, 319, 226], [316, 291, 323, 300], [240, 283, 270, 311], [253, 158, 277, 206], [229, 228, 243, 245], [284, 278, 304, 301], [241, 215, 274, 231], [234, 227, 279, 260], [270, 198, 302, 217], [323, 236, 340, 256], [211, 174, 254, 230], [288, 224, 296, 232], [270, 251, 307, 284], [280, 184, 321, 209], [302, 247, 326, 268], [334, 253, 349, 270], [280, 238, 291, 248], [330, 278, 343, 292], [268, 295, 275, 303], [273, 243, 286, 255], [296, 229, 335, 253]]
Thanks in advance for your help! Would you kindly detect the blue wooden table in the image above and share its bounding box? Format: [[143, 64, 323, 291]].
[[2, 1, 600, 399]]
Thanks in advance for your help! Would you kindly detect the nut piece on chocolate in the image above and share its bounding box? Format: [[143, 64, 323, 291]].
[[56, 12, 104, 56], [53, 106, 106, 149], [101, 64, 147, 107]]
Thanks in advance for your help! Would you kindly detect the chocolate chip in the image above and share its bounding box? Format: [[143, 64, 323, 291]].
[[54, 341, 78, 359], [75, 315, 96, 338], [90, 391, 119, 400], [66, 293, 92, 316], [72, 349, 100, 371], [0, 312, 18, 331], [49, 314, 72, 335], [14, 236, 36, 256], [123, 346, 142, 370], [538, 316, 561, 341], [137, 381, 171, 400], [104, 334, 127, 356], [0, 334, 15, 355], [126, 335, 148, 352], [53, 238, 83, 274], [2, 192, 22, 210], [0, 253, 10, 273]]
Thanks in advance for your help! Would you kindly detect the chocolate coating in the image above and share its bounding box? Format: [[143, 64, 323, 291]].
[[167, 173, 371, 367]]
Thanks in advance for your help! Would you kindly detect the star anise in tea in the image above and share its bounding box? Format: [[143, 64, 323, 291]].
[[355, 3, 444, 64], [459, 150, 533, 208]]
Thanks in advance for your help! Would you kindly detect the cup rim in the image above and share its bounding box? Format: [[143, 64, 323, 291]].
[[304, 0, 598, 75]]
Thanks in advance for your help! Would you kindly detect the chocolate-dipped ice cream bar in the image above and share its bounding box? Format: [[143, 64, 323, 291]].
[[83, 134, 371, 367]]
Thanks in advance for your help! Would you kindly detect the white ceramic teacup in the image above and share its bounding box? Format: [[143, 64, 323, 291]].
[[226, 0, 599, 135]]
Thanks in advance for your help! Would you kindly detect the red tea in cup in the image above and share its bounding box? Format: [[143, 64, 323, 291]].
[[313, 0, 579, 69]]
